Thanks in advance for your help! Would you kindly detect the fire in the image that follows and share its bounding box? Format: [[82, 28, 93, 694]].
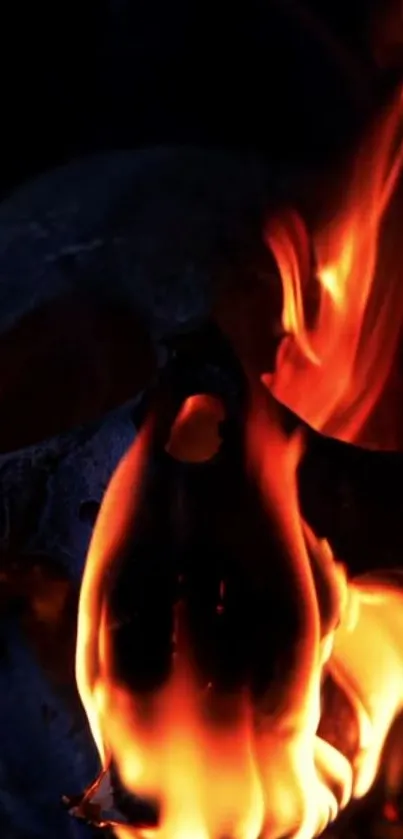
[[74, 89, 403, 839], [165, 395, 225, 463], [74, 392, 351, 839], [265, 87, 403, 445], [329, 579, 403, 800], [96, 668, 266, 839]]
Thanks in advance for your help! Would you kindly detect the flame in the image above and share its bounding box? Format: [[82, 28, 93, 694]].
[[265, 87, 403, 444], [75, 91, 403, 839], [328, 578, 403, 799], [76, 418, 157, 764], [165, 395, 225, 463], [75, 385, 403, 839]]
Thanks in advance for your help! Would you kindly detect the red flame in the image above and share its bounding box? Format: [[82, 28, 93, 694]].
[[166, 395, 225, 462], [265, 88, 403, 445]]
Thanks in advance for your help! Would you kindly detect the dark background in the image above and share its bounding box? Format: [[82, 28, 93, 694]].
[[1, 0, 401, 197]]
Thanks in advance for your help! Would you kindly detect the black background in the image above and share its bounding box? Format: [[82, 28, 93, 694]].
[[0, 0, 400, 196]]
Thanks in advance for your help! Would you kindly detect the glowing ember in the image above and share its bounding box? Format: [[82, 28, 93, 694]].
[[74, 88, 403, 839]]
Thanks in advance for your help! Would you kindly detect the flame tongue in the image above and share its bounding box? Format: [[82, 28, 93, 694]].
[[244, 386, 319, 718], [328, 579, 403, 800], [265, 87, 403, 446]]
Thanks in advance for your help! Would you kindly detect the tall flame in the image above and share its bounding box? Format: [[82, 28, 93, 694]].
[[265, 87, 403, 444], [76, 394, 357, 839], [75, 89, 403, 839], [75, 387, 403, 839]]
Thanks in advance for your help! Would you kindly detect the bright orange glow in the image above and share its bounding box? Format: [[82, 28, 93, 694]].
[[329, 578, 403, 799], [75, 391, 356, 839], [265, 87, 403, 444], [75, 388, 403, 839], [75, 89, 403, 839]]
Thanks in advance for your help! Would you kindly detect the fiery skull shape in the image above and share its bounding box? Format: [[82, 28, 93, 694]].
[[67, 89, 403, 839]]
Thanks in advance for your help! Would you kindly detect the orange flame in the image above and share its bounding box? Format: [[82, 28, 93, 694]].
[[265, 87, 403, 444], [75, 91, 403, 839], [75, 386, 403, 839], [328, 577, 403, 799], [75, 393, 354, 839]]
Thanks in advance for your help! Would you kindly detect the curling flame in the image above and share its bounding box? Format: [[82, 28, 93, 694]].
[[265, 87, 403, 444]]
